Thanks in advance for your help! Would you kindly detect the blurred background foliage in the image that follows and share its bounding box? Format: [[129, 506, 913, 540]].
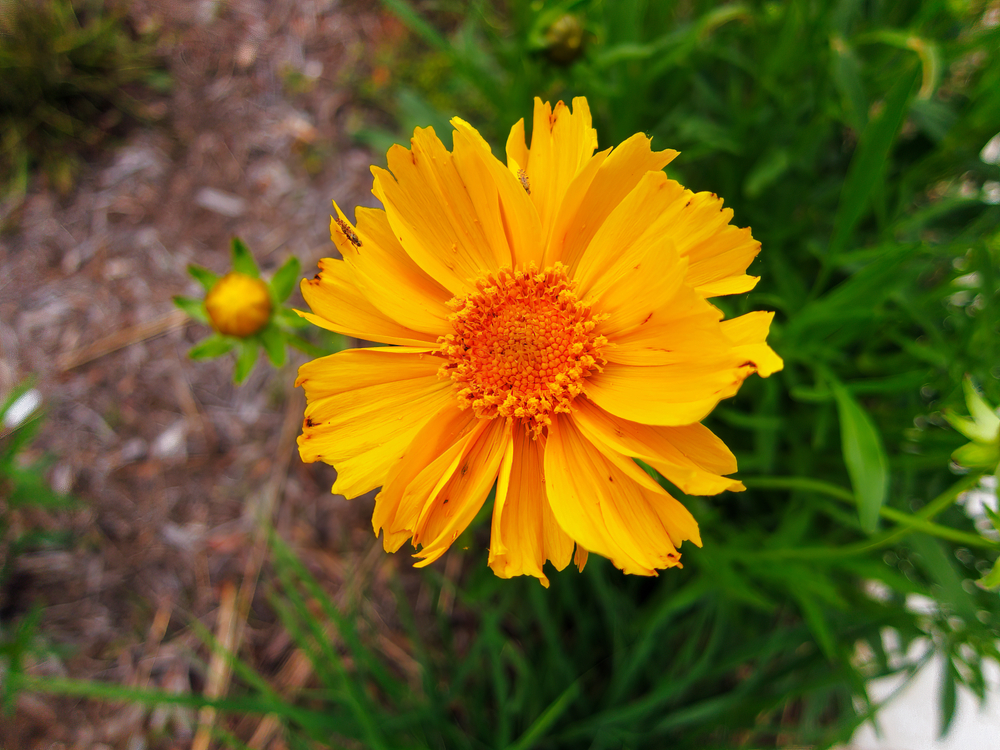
[[0, 0, 167, 215], [9, 0, 1000, 747]]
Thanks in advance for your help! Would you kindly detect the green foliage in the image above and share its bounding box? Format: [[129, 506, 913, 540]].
[[0, 0, 166, 205], [16, 0, 1000, 746], [342, 0, 1000, 744], [1, 385, 74, 705]]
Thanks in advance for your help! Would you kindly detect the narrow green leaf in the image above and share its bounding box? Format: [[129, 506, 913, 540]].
[[830, 380, 889, 533], [231, 237, 259, 277], [939, 657, 958, 738], [172, 295, 209, 324], [188, 334, 234, 360], [829, 35, 867, 132], [380, 0, 450, 53], [270, 256, 301, 303], [794, 591, 836, 660], [188, 264, 218, 291], [829, 65, 919, 255], [743, 147, 790, 198], [233, 339, 258, 383], [260, 324, 286, 367], [503, 680, 581, 750]]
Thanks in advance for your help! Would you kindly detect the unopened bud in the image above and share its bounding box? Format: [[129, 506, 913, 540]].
[[205, 272, 272, 337], [545, 14, 584, 64]]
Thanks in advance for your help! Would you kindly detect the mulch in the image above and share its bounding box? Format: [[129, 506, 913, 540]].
[[0, 2, 442, 747]]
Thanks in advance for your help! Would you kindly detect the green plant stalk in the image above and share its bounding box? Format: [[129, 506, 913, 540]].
[[744, 473, 994, 552]]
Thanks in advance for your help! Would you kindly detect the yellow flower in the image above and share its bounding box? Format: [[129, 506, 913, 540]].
[[205, 271, 272, 337], [296, 98, 782, 585]]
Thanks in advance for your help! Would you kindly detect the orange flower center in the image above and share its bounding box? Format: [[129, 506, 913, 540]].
[[438, 263, 606, 437]]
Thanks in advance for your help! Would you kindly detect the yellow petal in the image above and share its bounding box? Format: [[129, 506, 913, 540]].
[[296, 348, 450, 498], [506, 117, 529, 174], [373, 404, 479, 552], [452, 117, 544, 267], [568, 172, 695, 336], [299, 259, 437, 346], [573, 399, 743, 496], [540, 147, 611, 267], [544, 414, 692, 575], [603, 285, 731, 366], [412, 417, 511, 567], [585, 353, 747, 427], [670, 191, 761, 298], [572, 171, 687, 296], [372, 126, 511, 296], [489, 423, 574, 586], [330, 204, 452, 336], [551, 132, 678, 271], [524, 97, 598, 240], [721, 311, 784, 377]]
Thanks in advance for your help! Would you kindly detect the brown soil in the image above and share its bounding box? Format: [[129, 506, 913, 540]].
[[0, 2, 425, 747]]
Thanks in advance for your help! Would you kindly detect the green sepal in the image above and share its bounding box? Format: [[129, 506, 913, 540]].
[[943, 410, 993, 443], [188, 334, 234, 360], [231, 237, 259, 278], [260, 323, 286, 368], [187, 264, 218, 291], [979, 558, 1000, 590], [285, 333, 329, 359], [963, 375, 1000, 439], [234, 338, 258, 383], [172, 295, 209, 324], [951, 441, 1000, 469], [276, 307, 310, 329], [270, 256, 302, 303]]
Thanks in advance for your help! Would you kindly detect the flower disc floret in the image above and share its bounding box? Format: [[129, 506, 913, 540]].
[[438, 263, 607, 437]]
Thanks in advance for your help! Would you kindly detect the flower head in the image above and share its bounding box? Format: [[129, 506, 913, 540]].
[[296, 97, 782, 585], [205, 271, 272, 337]]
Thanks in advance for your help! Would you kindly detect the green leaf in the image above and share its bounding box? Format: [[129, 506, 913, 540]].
[[829, 65, 919, 255], [172, 295, 209, 324], [743, 147, 790, 199], [829, 35, 867, 133], [939, 657, 958, 738], [830, 379, 890, 533], [270, 256, 301, 303], [793, 591, 836, 660], [231, 237, 259, 278], [951, 441, 1000, 469], [188, 264, 218, 291], [188, 334, 234, 360], [380, 0, 450, 53], [260, 324, 286, 368], [233, 339, 258, 383]]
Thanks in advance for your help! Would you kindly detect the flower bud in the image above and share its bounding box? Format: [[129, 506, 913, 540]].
[[545, 14, 584, 64], [205, 272, 272, 337]]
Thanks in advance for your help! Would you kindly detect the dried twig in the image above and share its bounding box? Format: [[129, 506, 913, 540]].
[[193, 385, 303, 749], [192, 581, 238, 750], [58, 308, 189, 371]]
